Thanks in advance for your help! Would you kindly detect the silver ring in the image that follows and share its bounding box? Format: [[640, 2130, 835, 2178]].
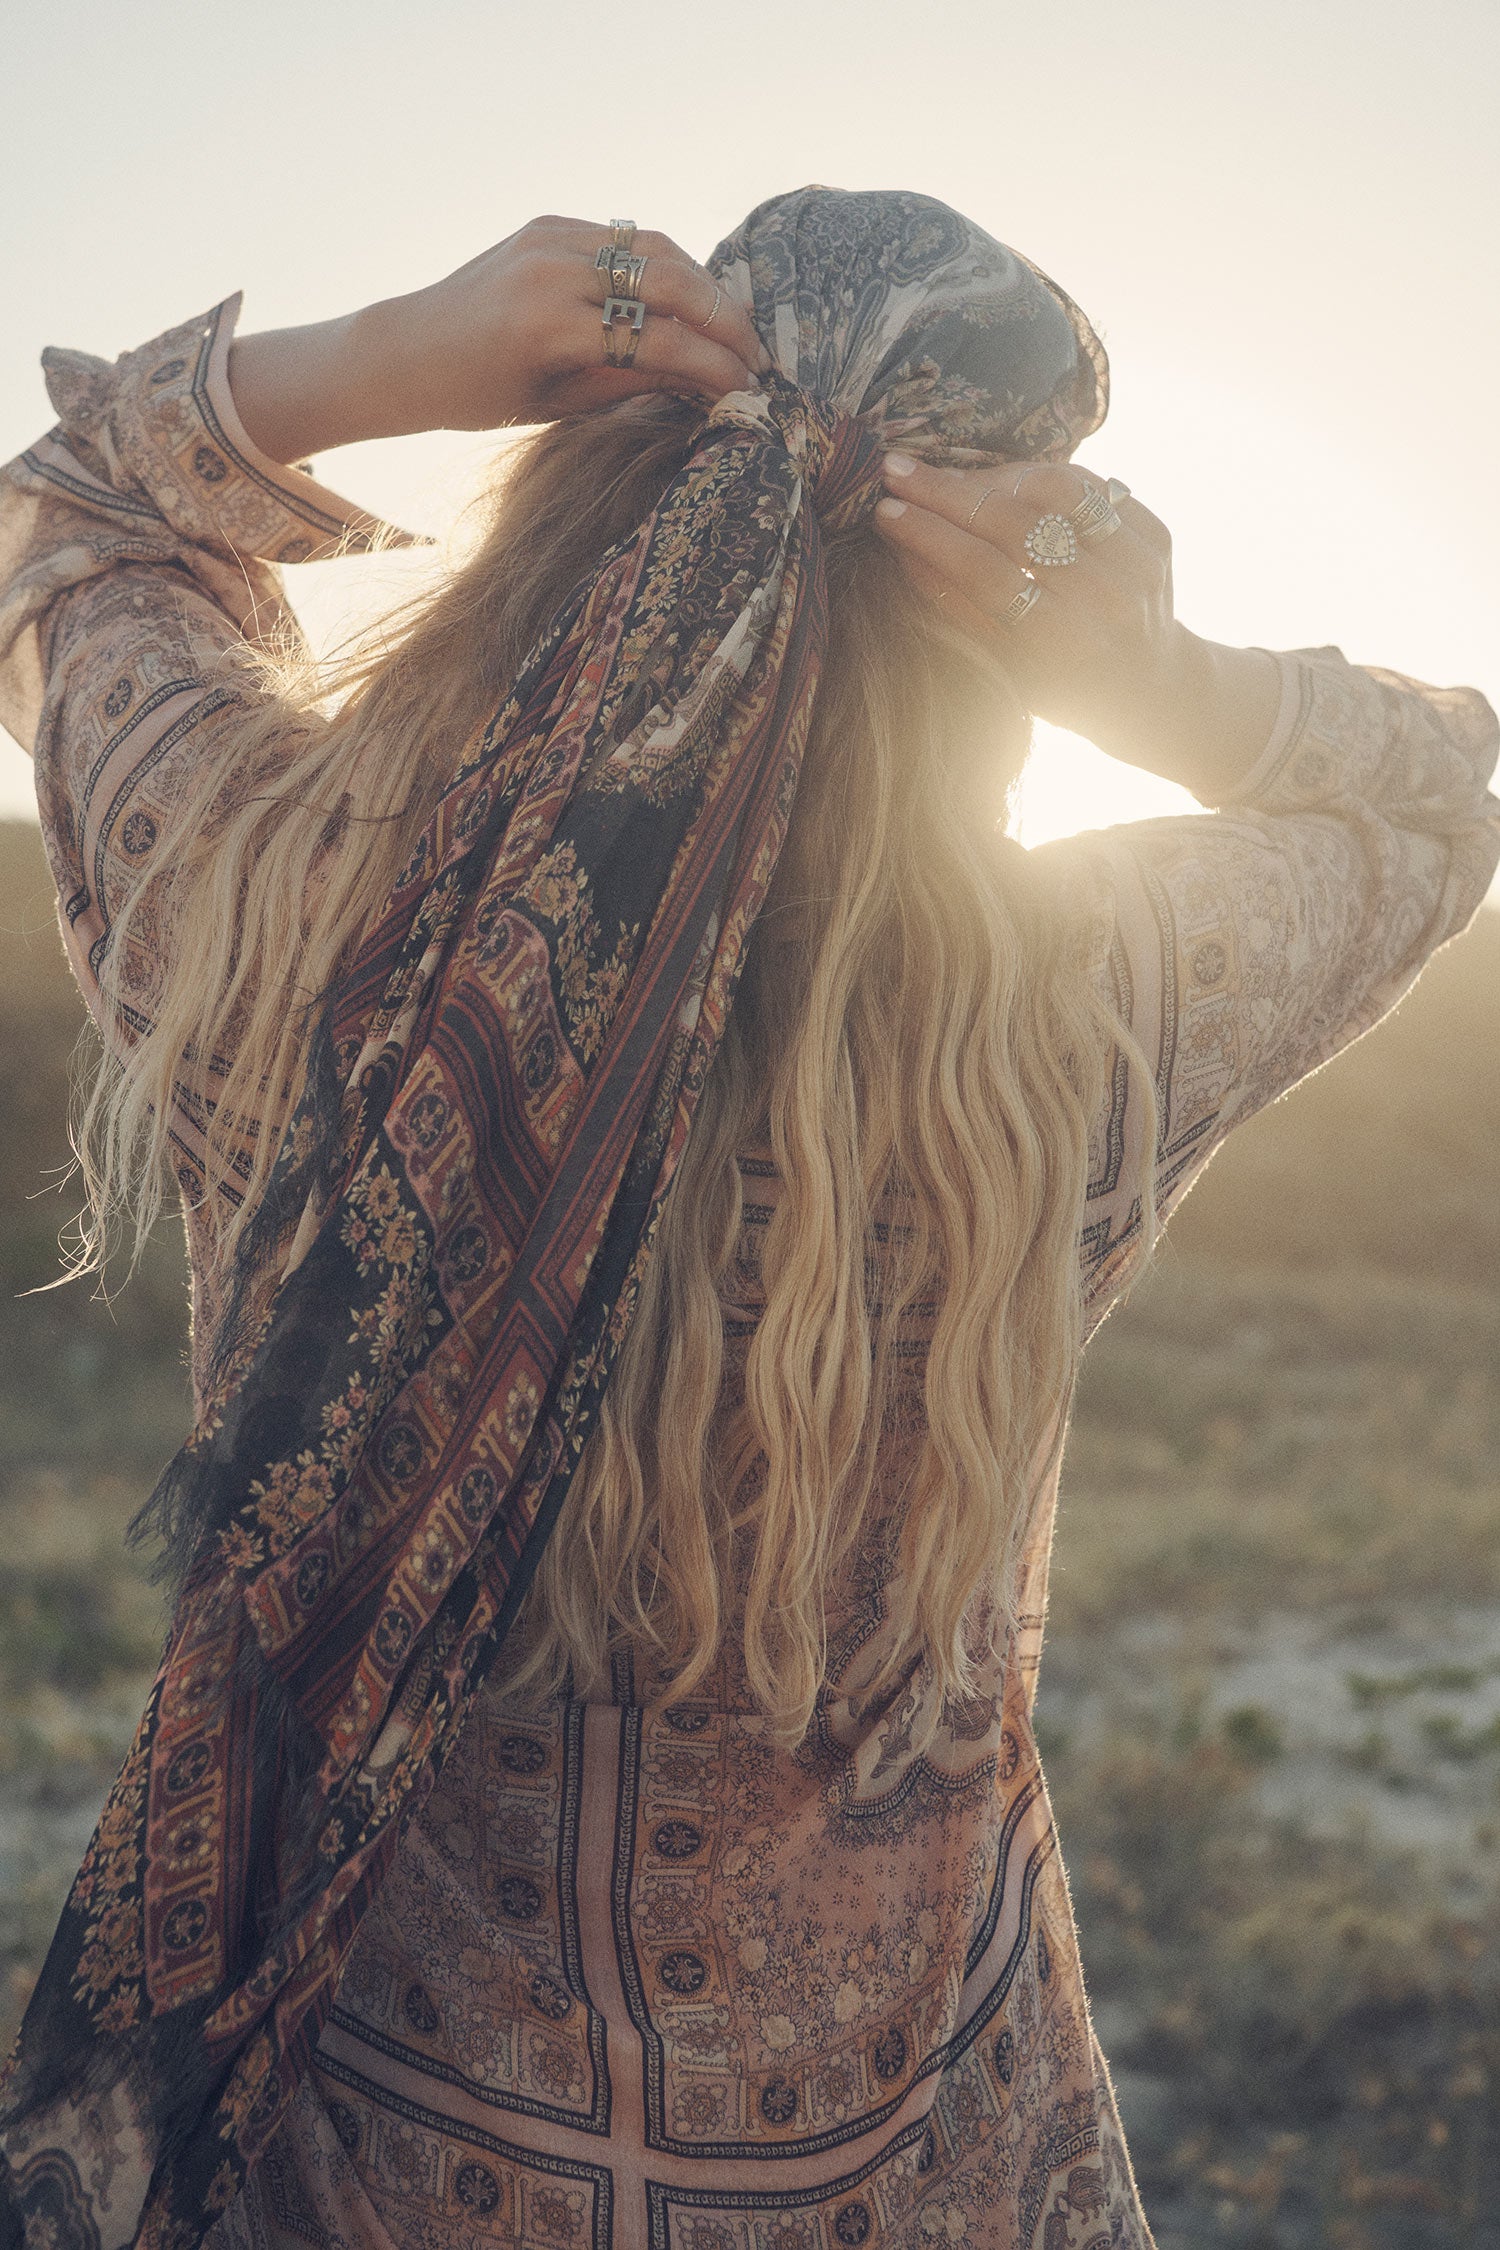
[[703, 281, 722, 333], [1069, 483, 1115, 534], [1079, 508, 1124, 544], [602, 296, 646, 368], [596, 245, 646, 299], [1106, 478, 1132, 505], [1023, 513, 1078, 569], [1001, 580, 1042, 624]]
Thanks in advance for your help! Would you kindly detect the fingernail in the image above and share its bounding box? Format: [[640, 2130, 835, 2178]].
[[884, 453, 918, 479], [877, 496, 907, 520]]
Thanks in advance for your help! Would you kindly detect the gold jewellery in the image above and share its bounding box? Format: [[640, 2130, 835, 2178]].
[[597, 219, 648, 368]]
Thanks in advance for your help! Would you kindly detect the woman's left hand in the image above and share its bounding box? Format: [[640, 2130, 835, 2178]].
[[873, 453, 1186, 750], [228, 215, 768, 466]]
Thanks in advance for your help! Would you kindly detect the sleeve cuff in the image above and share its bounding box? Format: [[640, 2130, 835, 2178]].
[[44, 293, 426, 570], [1209, 649, 1310, 808]]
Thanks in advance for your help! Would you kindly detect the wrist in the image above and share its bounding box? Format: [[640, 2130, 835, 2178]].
[[1066, 621, 1205, 772], [226, 294, 432, 464], [1094, 628, 1281, 802], [340, 292, 439, 443]]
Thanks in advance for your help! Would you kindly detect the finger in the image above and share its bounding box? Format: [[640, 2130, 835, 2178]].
[[565, 222, 769, 372], [646, 237, 769, 373], [549, 304, 755, 410], [892, 458, 1168, 613], [622, 305, 757, 399], [884, 455, 1096, 553], [874, 493, 1048, 630], [585, 252, 767, 377]]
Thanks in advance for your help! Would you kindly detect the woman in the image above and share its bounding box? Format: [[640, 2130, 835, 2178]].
[[0, 188, 1494, 2250]]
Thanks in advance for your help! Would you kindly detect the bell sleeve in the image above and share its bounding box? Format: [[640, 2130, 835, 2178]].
[[1048, 645, 1500, 1322], [0, 292, 416, 1057]]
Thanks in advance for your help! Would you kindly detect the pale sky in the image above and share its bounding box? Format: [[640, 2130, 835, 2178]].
[[2, 0, 1496, 876]]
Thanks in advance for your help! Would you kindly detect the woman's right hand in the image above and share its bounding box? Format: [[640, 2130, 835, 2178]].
[[874, 453, 1282, 798], [229, 215, 768, 465]]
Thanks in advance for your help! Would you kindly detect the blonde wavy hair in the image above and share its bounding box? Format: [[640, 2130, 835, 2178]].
[[78, 395, 1149, 1746]]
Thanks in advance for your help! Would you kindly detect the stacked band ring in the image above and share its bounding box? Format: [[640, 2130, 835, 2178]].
[[1068, 481, 1122, 544], [1069, 484, 1115, 534], [596, 245, 648, 298], [598, 220, 648, 368]]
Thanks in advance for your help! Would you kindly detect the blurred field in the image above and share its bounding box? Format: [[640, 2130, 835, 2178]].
[[0, 816, 1495, 2246]]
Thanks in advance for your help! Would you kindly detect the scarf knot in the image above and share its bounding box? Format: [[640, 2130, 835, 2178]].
[[707, 376, 887, 535]]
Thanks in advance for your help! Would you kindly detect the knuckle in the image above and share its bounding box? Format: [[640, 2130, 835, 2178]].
[[1008, 464, 1080, 507], [641, 262, 681, 311], [510, 246, 555, 293], [977, 568, 1030, 620]]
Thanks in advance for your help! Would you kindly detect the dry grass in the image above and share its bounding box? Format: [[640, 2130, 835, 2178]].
[[1048, 909, 1500, 2245]]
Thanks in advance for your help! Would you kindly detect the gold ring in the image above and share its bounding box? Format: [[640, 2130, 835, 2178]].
[[602, 296, 646, 368], [965, 486, 997, 532], [1001, 580, 1042, 624]]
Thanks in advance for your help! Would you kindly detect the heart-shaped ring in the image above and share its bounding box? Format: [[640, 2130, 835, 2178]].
[[1023, 513, 1079, 569]]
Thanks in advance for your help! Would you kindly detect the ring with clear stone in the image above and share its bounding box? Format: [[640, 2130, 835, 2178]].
[[1023, 513, 1078, 569]]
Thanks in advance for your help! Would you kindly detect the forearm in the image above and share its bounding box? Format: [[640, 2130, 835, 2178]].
[[227, 296, 426, 464], [1084, 626, 1283, 806]]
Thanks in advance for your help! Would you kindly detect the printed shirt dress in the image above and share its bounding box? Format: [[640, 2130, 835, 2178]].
[[2, 300, 1497, 2250]]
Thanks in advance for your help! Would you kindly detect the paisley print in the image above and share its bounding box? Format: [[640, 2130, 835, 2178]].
[[709, 188, 1108, 467], [1, 187, 1496, 2250]]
